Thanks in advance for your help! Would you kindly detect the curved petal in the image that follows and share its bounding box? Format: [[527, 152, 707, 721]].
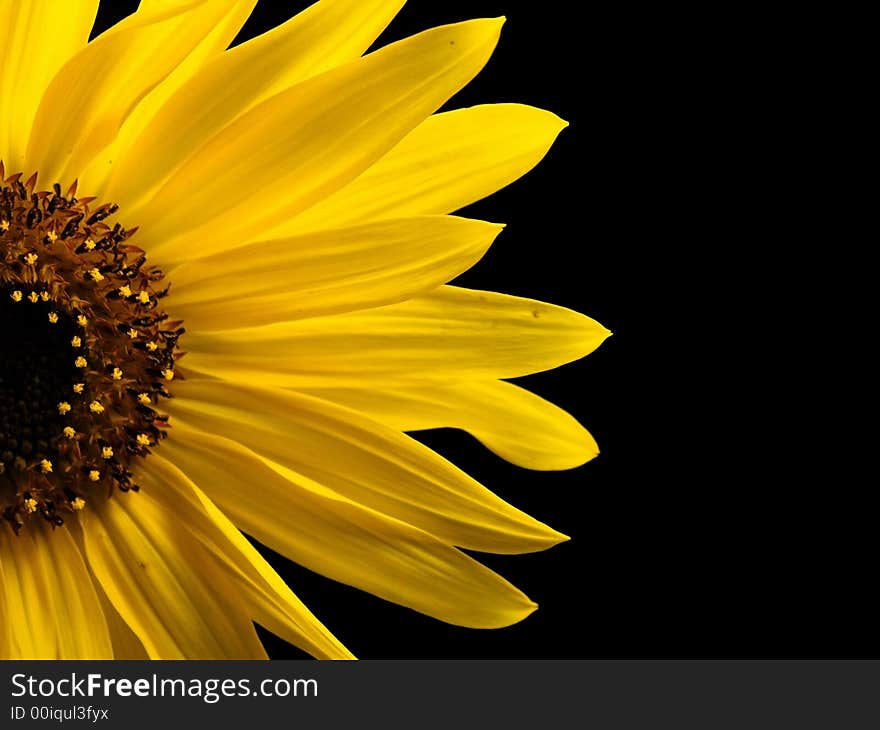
[[80, 488, 267, 659], [138, 455, 354, 659], [26, 0, 243, 185], [303, 380, 599, 470], [276, 104, 568, 235], [160, 424, 539, 629], [80, 0, 256, 196], [104, 0, 405, 210], [0, 547, 10, 657], [136, 18, 505, 261], [0, 1, 98, 172], [183, 285, 610, 387], [0, 523, 113, 659], [0, 528, 56, 658], [169, 216, 502, 327], [167, 380, 566, 552]]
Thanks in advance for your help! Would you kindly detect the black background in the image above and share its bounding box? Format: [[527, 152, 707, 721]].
[[89, 2, 864, 660]]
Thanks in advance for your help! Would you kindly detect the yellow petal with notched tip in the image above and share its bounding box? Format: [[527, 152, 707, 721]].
[[276, 104, 568, 236], [167, 380, 567, 553], [301, 380, 599, 471], [162, 424, 539, 629]]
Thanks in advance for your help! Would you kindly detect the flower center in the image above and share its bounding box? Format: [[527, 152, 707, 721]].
[[0, 167, 180, 533]]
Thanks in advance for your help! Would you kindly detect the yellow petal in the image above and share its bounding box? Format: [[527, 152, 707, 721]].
[[138, 455, 354, 659], [0, 549, 10, 657], [92, 580, 150, 660], [184, 285, 610, 387], [26, 0, 243, 185], [161, 424, 538, 628], [136, 18, 504, 260], [277, 104, 568, 236], [0, 1, 98, 172], [104, 0, 405, 210], [303, 380, 599, 470], [167, 380, 567, 552], [0, 528, 56, 658], [0, 522, 112, 658], [81, 0, 256, 196], [170, 216, 502, 327], [80, 489, 267, 659]]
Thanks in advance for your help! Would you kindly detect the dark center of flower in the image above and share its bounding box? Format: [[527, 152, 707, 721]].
[[0, 166, 181, 533]]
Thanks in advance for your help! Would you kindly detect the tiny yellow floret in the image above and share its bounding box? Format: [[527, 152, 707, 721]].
[[48, 311, 59, 323], [71, 336, 82, 348], [10, 290, 22, 302], [24, 252, 38, 265], [101, 446, 113, 459], [75, 356, 87, 368], [137, 434, 151, 446], [89, 401, 105, 414], [57, 402, 71, 415], [89, 470, 100, 482], [63, 426, 76, 439], [40, 459, 53, 474], [71, 498, 86, 511]]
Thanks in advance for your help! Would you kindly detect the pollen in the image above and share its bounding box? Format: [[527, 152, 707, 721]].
[[1, 172, 182, 532]]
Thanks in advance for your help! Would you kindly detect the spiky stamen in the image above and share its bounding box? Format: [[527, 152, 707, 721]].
[[0, 165, 182, 533]]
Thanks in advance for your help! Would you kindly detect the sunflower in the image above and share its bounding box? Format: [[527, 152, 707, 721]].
[[0, 0, 609, 659]]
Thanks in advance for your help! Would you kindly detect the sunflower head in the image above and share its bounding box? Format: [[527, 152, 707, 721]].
[[0, 168, 178, 532]]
